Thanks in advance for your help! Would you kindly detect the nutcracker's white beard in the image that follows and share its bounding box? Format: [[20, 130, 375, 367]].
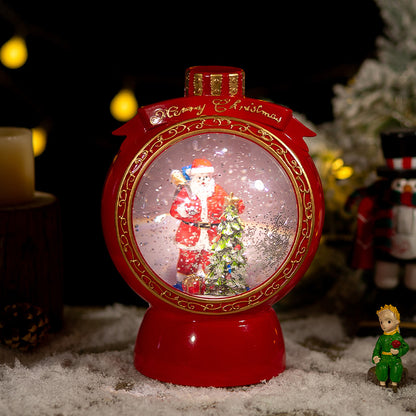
[[189, 176, 215, 199]]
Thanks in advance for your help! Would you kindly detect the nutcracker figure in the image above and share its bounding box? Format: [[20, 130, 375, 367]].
[[170, 158, 244, 293], [370, 304, 409, 392], [347, 130, 416, 315]]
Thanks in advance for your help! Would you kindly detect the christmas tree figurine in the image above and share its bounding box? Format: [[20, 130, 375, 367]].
[[370, 304, 409, 393], [205, 192, 249, 296]]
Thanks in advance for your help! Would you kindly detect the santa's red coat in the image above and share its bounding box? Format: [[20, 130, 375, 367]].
[[170, 185, 228, 247]]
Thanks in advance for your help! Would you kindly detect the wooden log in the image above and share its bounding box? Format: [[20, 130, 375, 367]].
[[0, 192, 63, 330]]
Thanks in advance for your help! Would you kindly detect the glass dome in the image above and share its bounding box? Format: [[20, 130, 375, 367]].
[[132, 132, 298, 297]]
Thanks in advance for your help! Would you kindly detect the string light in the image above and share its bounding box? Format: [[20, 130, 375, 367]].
[[32, 127, 47, 157], [0, 36, 28, 69], [331, 157, 353, 180], [110, 89, 138, 122]]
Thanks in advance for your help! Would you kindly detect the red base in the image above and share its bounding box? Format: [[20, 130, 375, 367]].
[[134, 306, 285, 387]]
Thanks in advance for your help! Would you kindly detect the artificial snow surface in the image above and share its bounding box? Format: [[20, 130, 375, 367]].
[[0, 304, 415, 416]]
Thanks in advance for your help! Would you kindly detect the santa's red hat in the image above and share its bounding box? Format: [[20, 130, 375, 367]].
[[188, 158, 214, 176]]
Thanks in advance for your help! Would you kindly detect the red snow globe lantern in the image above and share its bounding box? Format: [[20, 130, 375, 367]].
[[102, 66, 324, 387]]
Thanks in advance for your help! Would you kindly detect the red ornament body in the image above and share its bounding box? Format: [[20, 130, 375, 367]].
[[102, 66, 324, 386]]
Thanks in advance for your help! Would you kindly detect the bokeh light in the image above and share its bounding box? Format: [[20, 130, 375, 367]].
[[32, 127, 47, 157], [110, 89, 138, 122], [0, 36, 28, 69]]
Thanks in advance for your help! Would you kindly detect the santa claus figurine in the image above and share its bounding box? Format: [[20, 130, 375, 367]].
[[170, 158, 244, 293]]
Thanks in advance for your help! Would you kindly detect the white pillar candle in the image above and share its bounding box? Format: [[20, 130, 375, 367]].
[[0, 127, 34, 206]]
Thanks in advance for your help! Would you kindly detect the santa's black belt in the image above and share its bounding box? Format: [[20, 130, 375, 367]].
[[182, 220, 220, 229]]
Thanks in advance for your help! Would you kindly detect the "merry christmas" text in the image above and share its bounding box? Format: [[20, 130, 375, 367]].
[[212, 99, 283, 124], [149, 98, 283, 126]]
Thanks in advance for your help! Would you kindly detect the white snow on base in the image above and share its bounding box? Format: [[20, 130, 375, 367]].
[[0, 304, 415, 416]]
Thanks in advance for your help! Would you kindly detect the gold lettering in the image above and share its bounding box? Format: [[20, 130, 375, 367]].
[[228, 99, 241, 110], [150, 104, 206, 124], [212, 98, 230, 113], [166, 106, 179, 118], [195, 104, 206, 116], [150, 100, 282, 126], [212, 99, 282, 124]]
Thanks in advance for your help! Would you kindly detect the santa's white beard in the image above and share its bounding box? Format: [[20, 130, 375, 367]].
[[190, 177, 215, 200]]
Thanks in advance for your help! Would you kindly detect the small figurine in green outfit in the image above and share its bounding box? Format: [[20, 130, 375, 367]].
[[372, 305, 409, 391]]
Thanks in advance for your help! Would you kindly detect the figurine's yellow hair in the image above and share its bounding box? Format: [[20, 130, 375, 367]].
[[376, 304, 400, 322]]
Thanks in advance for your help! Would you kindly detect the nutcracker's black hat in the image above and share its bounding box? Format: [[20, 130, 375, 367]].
[[377, 129, 416, 179]]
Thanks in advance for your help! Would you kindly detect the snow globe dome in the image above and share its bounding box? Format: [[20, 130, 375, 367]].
[[102, 66, 324, 387]]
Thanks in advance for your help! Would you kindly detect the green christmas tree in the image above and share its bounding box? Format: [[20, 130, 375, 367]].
[[205, 193, 248, 296]]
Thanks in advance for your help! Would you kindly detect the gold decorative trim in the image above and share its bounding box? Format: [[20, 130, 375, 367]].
[[241, 72, 246, 95], [229, 73, 239, 96], [210, 74, 222, 96], [115, 116, 315, 315], [193, 73, 203, 96], [184, 71, 190, 96]]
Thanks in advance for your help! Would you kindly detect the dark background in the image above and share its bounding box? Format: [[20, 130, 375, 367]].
[[0, 0, 384, 305]]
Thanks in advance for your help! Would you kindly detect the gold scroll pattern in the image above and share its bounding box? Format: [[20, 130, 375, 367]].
[[116, 116, 315, 315]]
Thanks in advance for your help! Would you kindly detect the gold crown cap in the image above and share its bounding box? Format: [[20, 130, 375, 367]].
[[185, 66, 245, 98]]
